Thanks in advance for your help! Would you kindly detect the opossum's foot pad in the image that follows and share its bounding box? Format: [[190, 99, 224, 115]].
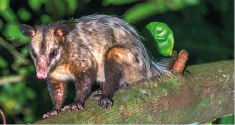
[[97, 95, 113, 109], [61, 102, 84, 112], [42, 110, 60, 119]]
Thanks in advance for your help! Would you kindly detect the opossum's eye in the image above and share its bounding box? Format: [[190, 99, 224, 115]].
[[32, 52, 37, 58], [50, 51, 56, 58]]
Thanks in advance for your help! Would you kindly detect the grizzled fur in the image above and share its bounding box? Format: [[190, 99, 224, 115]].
[[20, 15, 176, 118]]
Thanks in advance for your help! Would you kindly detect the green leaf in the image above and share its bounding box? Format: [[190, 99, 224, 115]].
[[17, 8, 32, 21], [53, 1, 66, 17], [40, 14, 51, 23], [18, 67, 29, 76], [0, 55, 8, 68], [28, 64, 35, 72], [28, 0, 44, 11], [218, 114, 234, 124], [0, 0, 9, 12], [2, 69, 10, 76], [23, 114, 35, 123], [2, 22, 23, 40], [124, 0, 201, 22], [185, 0, 200, 6], [21, 47, 30, 57], [1, 8, 18, 22], [25, 87, 37, 100], [13, 81, 25, 93], [66, 0, 77, 15], [141, 22, 174, 57], [102, 0, 140, 6], [208, 119, 216, 124], [124, 2, 158, 22], [0, 93, 8, 104]]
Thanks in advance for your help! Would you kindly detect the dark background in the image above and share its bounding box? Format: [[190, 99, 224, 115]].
[[0, 0, 233, 123]]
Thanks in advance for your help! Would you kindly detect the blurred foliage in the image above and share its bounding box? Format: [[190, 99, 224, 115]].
[[123, 0, 200, 22], [0, 0, 233, 124]]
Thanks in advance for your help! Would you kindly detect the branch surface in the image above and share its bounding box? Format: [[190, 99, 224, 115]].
[[34, 60, 234, 124]]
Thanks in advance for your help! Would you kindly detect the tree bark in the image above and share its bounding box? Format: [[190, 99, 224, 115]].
[[34, 60, 234, 124]]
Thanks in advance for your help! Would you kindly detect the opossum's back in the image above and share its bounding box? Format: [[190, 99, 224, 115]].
[[65, 15, 151, 82], [67, 15, 149, 65], [67, 15, 143, 48]]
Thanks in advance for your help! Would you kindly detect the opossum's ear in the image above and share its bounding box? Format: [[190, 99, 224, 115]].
[[54, 24, 70, 38], [20, 24, 35, 37]]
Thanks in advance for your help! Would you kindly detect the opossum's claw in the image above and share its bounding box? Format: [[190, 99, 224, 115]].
[[61, 102, 84, 112], [97, 95, 113, 109], [42, 110, 60, 119]]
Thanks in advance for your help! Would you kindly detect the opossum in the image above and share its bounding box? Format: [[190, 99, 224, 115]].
[[20, 15, 177, 118]]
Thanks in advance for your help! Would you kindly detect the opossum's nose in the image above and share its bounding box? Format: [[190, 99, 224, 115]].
[[37, 68, 47, 79]]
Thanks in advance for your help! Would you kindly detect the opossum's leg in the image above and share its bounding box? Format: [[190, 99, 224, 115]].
[[42, 79, 67, 119], [61, 68, 94, 111], [98, 47, 126, 109]]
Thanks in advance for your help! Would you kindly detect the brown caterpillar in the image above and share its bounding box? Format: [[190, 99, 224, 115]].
[[171, 49, 188, 73]]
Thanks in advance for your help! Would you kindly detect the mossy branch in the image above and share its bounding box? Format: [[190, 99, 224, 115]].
[[34, 60, 234, 124]]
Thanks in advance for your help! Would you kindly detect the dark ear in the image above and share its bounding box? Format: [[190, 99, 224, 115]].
[[54, 24, 70, 38], [20, 24, 35, 37]]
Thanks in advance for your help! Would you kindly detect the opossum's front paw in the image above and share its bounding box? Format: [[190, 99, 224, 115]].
[[61, 102, 84, 112], [42, 110, 60, 119], [97, 96, 113, 109]]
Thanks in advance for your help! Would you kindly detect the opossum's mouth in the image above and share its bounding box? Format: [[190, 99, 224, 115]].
[[37, 68, 48, 79]]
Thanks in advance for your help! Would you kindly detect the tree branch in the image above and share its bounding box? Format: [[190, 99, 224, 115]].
[[34, 60, 234, 124], [0, 109, 6, 124], [0, 37, 31, 65], [0, 75, 25, 86]]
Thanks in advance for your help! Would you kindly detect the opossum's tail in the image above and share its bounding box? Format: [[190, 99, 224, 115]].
[[150, 50, 178, 79]]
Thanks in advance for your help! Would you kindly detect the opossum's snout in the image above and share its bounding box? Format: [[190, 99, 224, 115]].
[[36, 56, 50, 79], [33, 51, 61, 79], [34, 48, 63, 79], [37, 68, 48, 79]]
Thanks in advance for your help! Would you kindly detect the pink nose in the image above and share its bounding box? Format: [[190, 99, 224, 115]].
[[37, 69, 47, 79]]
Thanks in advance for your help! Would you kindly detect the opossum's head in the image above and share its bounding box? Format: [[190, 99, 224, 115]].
[[20, 24, 70, 79]]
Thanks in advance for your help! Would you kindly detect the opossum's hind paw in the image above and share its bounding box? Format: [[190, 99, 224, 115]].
[[97, 96, 113, 109], [42, 110, 60, 119], [61, 102, 84, 112]]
